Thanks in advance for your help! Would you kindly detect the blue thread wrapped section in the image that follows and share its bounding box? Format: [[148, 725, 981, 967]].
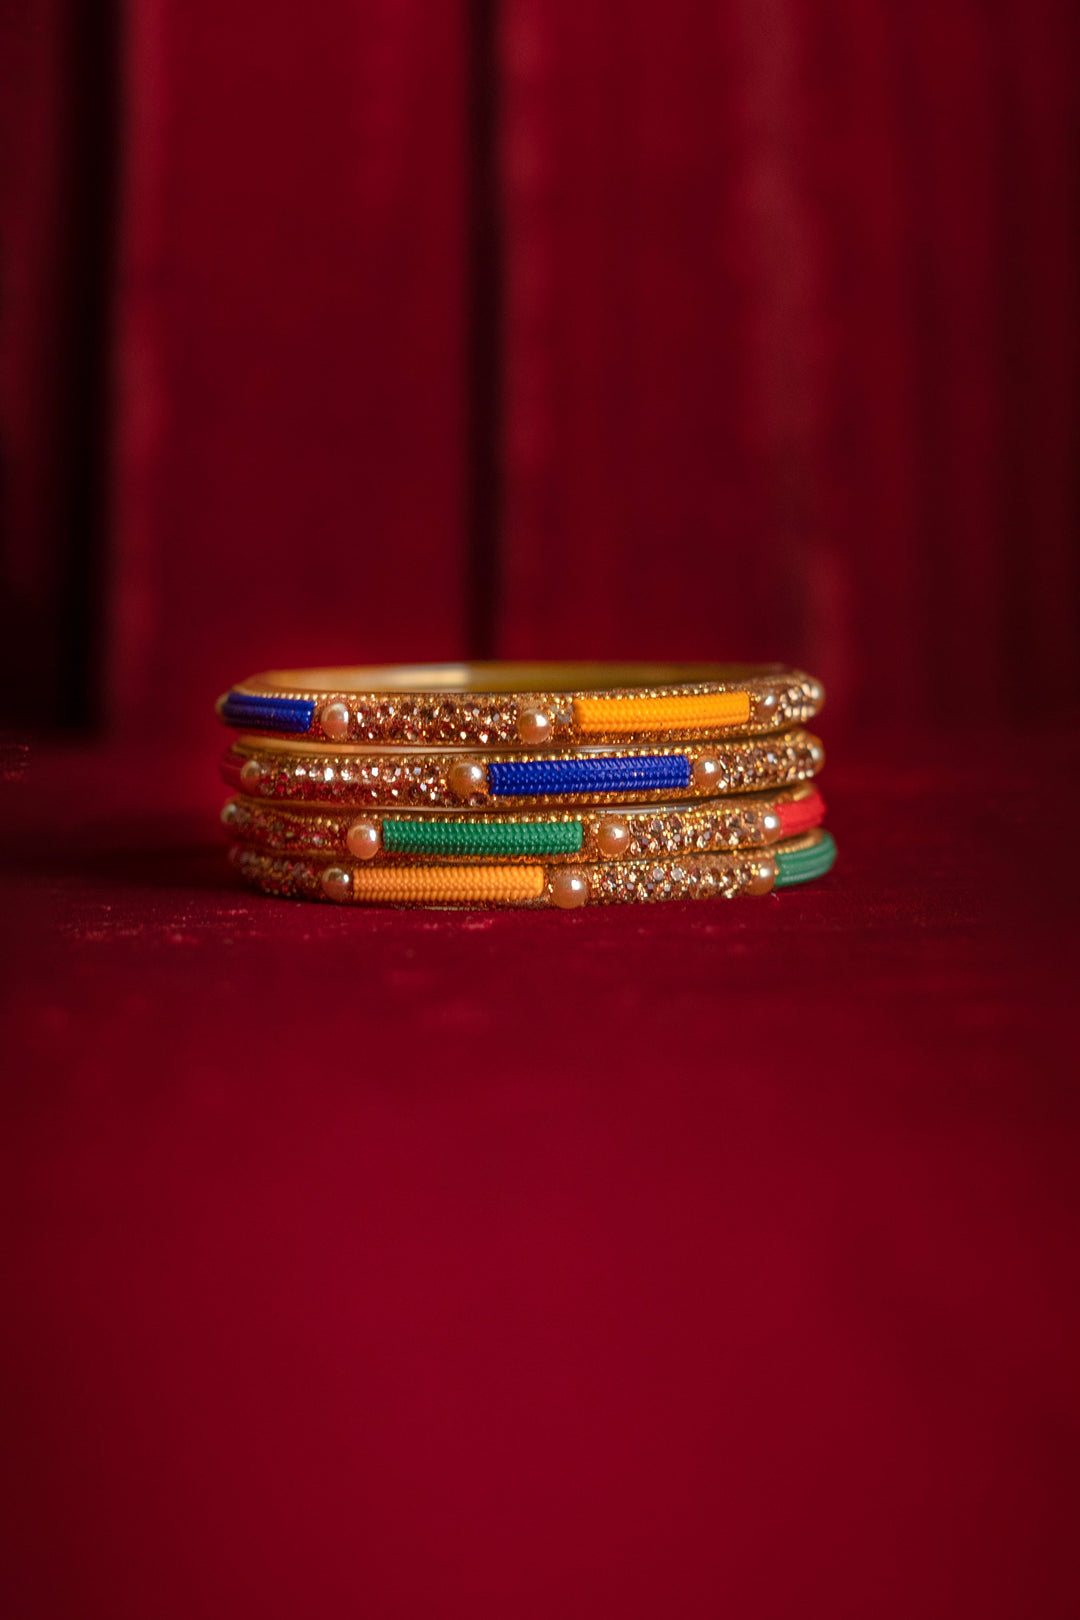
[[220, 693, 316, 734], [488, 755, 691, 797]]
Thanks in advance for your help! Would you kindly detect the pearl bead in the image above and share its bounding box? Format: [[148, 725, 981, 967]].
[[754, 690, 779, 724], [595, 815, 630, 857], [692, 755, 725, 791], [448, 759, 488, 799], [746, 857, 777, 896], [345, 818, 381, 860], [550, 868, 589, 909], [517, 707, 553, 746], [320, 701, 351, 740], [220, 801, 239, 828], [239, 758, 264, 791], [760, 810, 783, 842], [808, 739, 825, 772], [321, 866, 353, 903], [804, 679, 824, 707]]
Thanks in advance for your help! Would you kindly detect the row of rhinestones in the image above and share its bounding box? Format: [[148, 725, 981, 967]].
[[225, 676, 819, 745], [226, 732, 820, 809], [221, 798, 782, 860], [228, 844, 768, 906]]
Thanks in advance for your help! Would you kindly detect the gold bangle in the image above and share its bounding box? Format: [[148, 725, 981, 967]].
[[229, 841, 794, 908], [228, 831, 835, 908], [221, 728, 824, 809], [217, 661, 823, 747], [220, 784, 827, 863]]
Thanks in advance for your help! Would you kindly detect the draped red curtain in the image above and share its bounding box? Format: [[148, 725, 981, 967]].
[[2, 1, 1077, 737], [2, 10, 1078, 1618], [498, 0, 1080, 730]]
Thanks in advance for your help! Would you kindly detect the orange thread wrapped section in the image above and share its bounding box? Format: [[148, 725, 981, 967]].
[[349, 864, 546, 904], [572, 691, 751, 733]]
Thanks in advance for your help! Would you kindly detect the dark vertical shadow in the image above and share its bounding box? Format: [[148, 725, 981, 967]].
[[54, 0, 121, 729], [465, 0, 503, 659]]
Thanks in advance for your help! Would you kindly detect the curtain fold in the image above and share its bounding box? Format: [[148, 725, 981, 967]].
[[1, 0, 1076, 734]]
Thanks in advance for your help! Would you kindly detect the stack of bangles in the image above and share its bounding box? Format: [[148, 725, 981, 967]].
[[216, 663, 834, 909]]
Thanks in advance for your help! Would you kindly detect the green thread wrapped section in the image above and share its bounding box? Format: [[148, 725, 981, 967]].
[[382, 818, 583, 857], [774, 831, 837, 888]]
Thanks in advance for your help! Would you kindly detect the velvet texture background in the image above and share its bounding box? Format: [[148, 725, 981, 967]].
[[1, 3, 1078, 1617], [3, 0, 1077, 731]]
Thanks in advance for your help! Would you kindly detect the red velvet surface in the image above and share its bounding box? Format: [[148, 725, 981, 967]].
[[3, 0, 1079, 1610], [2, 729, 1077, 1617]]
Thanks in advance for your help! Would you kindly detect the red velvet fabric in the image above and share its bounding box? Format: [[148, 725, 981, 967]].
[[104, 0, 470, 741], [3, 0, 1079, 1612], [1, 731, 1077, 1617], [498, 0, 1080, 724], [3, 2, 1078, 732]]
